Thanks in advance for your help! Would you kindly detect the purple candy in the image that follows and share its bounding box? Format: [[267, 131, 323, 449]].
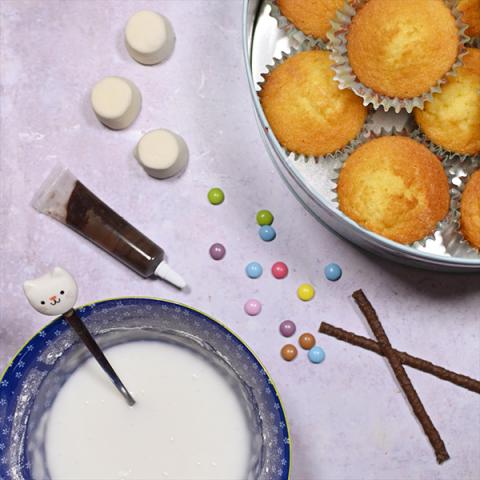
[[244, 299, 262, 316], [209, 243, 226, 260], [279, 320, 296, 337]]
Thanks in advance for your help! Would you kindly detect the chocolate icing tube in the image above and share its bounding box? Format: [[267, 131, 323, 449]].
[[352, 289, 450, 464], [31, 165, 186, 289]]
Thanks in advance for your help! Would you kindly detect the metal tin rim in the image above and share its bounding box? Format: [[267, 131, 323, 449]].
[[242, 0, 480, 272]]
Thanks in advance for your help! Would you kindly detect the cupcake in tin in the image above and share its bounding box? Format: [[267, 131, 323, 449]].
[[458, 0, 480, 38], [337, 136, 450, 244], [347, 0, 458, 98], [259, 49, 367, 157], [272, 0, 348, 42], [328, 0, 468, 112], [414, 47, 480, 156], [460, 169, 480, 249]]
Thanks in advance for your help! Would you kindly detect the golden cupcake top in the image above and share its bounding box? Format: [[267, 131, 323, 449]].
[[276, 0, 347, 41], [458, 0, 480, 37], [347, 0, 459, 98], [259, 50, 367, 157], [414, 48, 480, 155], [461, 170, 480, 250], [337, 136, 450, 244]]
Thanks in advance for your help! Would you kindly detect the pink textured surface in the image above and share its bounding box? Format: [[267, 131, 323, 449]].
[[0, 1, 479, 479]]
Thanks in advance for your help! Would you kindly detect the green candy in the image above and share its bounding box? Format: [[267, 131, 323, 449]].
[[256, 209, 274, 226], [208, 187, 225, 205]]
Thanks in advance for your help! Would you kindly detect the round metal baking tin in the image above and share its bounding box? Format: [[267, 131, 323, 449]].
[[243, 0, 480, 272]]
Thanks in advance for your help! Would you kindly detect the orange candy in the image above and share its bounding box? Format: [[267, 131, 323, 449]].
[[281, 344, 298, 361], [299, 333, 316, 350]]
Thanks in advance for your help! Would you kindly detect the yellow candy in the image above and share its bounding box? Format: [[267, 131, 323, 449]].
[[297, 283, 315, 301]]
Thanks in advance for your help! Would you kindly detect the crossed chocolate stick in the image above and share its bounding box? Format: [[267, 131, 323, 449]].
[[319, 289, 480, 464]]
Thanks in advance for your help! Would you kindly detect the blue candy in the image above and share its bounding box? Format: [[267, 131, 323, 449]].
[[245, 262, 263, 279], [324, 263, 342, 281], [308, 346, 325, 364], [259, 225, 276, 242]]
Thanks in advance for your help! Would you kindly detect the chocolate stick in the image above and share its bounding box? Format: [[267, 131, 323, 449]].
[[352, 289, 450, 464], [319, 322, 480, 395]]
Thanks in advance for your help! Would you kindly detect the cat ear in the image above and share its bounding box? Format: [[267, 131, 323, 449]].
[[23, 280, 35, 294], [53, 266, 67, 277]]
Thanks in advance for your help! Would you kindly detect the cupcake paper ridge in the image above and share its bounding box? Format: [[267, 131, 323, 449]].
[[422, 130, 480, 257]]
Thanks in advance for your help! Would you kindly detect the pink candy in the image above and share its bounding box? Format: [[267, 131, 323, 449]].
[[244, 299, 262, 316]]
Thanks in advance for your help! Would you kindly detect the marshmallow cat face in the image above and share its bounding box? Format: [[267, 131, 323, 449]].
[[23, 267, 78, 316]]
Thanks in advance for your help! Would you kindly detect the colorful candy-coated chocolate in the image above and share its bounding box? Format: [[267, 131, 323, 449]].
[[324, 263, 342, 281], [244, 299, 262, 316], [271, 261, 288, 279], [299, 333, 316, 350], [245, 262, 263, 279], [308, 346, 325, 364], [209, 243, 226, 260], [259, 225, 276, 242], [297, 283, 315, 301], [207, 187, 225, 205], [256, 209, 274, 226], [279, 320, 296, 337], [281, 344, 298, 361]]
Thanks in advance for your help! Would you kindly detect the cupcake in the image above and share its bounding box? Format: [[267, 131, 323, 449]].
[[414, 48, 480, 155], [458, 0, 480, 38], [275, 0, 347, 41], [346, 0, 459, 98], [259, 50, 367, 157], [337, 136, 450, 244], [460, 170, 480, 249]]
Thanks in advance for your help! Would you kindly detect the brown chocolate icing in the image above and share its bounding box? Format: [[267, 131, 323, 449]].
[[66, 181, 164, 278]]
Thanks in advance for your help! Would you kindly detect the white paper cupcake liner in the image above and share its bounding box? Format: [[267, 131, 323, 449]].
[[257, 42, 371, 166], [327, 0, 469, 113], [329, 127, 460, 250], [267, 0, 327, 49]]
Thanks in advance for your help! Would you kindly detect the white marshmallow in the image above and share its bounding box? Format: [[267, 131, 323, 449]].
[[90, 76, 141, 130], [135, 129, 188, 179], [125, 10, 175, 65]]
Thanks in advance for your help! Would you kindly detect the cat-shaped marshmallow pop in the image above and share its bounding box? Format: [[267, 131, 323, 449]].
[[23, 267, 135, 406], [24, 266, 78, 316]]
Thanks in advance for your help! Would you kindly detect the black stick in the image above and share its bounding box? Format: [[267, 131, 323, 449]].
[[64, 309, 135, 406]]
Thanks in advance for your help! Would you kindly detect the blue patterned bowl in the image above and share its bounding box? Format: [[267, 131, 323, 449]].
[[0, 298, 291, 480]]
